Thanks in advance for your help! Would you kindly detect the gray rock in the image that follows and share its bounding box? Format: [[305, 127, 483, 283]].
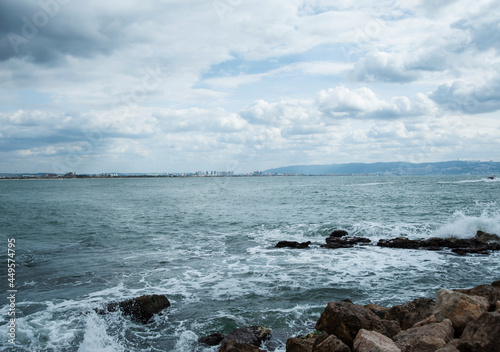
[[353, 329, 401, 352]]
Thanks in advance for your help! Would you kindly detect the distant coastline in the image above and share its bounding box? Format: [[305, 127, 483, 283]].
[[2, 160, 499, 179]]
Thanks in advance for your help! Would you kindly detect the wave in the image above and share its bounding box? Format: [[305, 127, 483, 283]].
[[433, 206, 500, 239], [439, 177, 500, 184]]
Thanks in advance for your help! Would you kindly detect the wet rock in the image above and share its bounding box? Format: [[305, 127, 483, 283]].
[[315, 300, 400, 348], [221, 326, 271, 347], [474, 230, 500, 244], [314, 334, 350, 352], [199, 332, 225, 346], [364, 303, 389, 319], [276, 241, 312, 249], [454, 312, 500, 352], [96, 294, 170, 324], [353, 329, 401, 352], [330, 230, 349, 238], [384, 297, 435, 330], [219, 340, 265, 352], [322, 236, 371, 249], [377, 237, 421, 249], [393, 319, 454, 352], [434, 289, 486, 335]]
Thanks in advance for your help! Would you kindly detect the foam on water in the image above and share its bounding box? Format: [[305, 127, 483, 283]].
[[78, 313, 125, 352]]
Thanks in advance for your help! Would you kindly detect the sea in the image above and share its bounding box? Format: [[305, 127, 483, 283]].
[[1, 175, 499, 351]]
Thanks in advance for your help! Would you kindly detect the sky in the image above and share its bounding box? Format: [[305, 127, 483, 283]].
[[0, 0, 499, 174]]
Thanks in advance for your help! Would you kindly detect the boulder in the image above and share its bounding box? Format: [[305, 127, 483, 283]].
[[435, 343, 460, 352], [434, 289, 486, 334], [219, 341, 265, 352], [496, 300, 500, 312], [454, 283, 499, 311], [276, 241, 311, 249], [97, 294, 170, 324], [412, 315, 437, 328], [474, 230, 500, 244], [353, 329, 401, 352], [314, 334, 350, 352], [330, 230, 349, 238], [221, 326, 271, 347], [315, 301, 400, 347], [199, 332, 225, 346], [286, 333, 326, 352], [384, 297, 435, 330], [393, 319, 454, 352], [454, 312, 500, 352]]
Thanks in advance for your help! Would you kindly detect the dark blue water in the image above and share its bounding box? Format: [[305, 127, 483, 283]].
[[1, 176, 499, 351]]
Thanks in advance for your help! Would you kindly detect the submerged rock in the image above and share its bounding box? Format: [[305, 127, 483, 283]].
[[199, 332, 225, 346], [96, 294, 170, 324], [276, 240, 312, 249], [322, 235, 371, 249]]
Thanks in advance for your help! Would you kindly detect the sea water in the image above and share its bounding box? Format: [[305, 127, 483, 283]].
[[0, 175, 499, 351]]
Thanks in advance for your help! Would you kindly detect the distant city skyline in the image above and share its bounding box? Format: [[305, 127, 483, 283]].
[[1, 0, 500, 174]]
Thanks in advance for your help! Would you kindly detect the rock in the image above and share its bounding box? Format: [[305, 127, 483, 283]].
[[377, 236, 500, 254], [286, 336, 316, 352], [331, 230, 349, 238], [199, 332, 225, 346], [221, 326, 271, 347], [276, 241, 312, 249], [412, 315, 437, 328], [384, 297, 435, 330], [393, 319, 454, 352], [322, 236, 371, 249], [364, 303, 389, 319], [474, 230, 500, 243], [377, 237, 421, 249], [353, 329, 401, 352], [434, 289, 486, 335], [452, 247, 490, 255], [496, 300, 500, 312], [315, 301, 400, 348], [454, 283, 499, 311], [314, 334, 351, 352], [96, 294, 170, 324], [218, 340, 265, 352], [454, 312, 500, 352], [435, 343, 460, 352]]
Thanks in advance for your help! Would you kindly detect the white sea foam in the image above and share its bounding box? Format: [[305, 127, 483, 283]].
[[439, 177, 500, 184], [78, 313, 125, 352], [434, 207, 500, 238]]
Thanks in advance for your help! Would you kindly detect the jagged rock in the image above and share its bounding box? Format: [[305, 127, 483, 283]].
[[496, 300, 500, 312], [434, 289, 486, 335], [322, 236, 371, 249], [96, 294, 170, 324], [219, 340, 265, 352], [315, 300, 400, 348], [453, 312, 500, 352], [199, 332, 225, 346], [276, 241, 312, 249], [221, 326, 271, 347], [353, 329, 401, 352], [393, 319, 454, 352], [364, 304, 389, 319], [314, 334, 350, 352], [330, 230, 349, 238], [454, 283, 499, 311], [475, 230, 500, 243], [286, 333, 324, 352], [384, 297, 435, 330]]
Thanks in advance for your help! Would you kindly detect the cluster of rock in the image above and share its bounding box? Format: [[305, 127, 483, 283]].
[[377, 231, 500, 255], [275, 230, 500, 255], [286, 281, 500, 352]]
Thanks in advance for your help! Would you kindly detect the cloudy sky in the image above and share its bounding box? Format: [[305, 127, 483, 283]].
[[1, 0, 499, 173]]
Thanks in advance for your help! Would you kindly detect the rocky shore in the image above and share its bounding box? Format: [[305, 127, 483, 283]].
[[275, 230, 500, 255], [94, 282, 500, 352]]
